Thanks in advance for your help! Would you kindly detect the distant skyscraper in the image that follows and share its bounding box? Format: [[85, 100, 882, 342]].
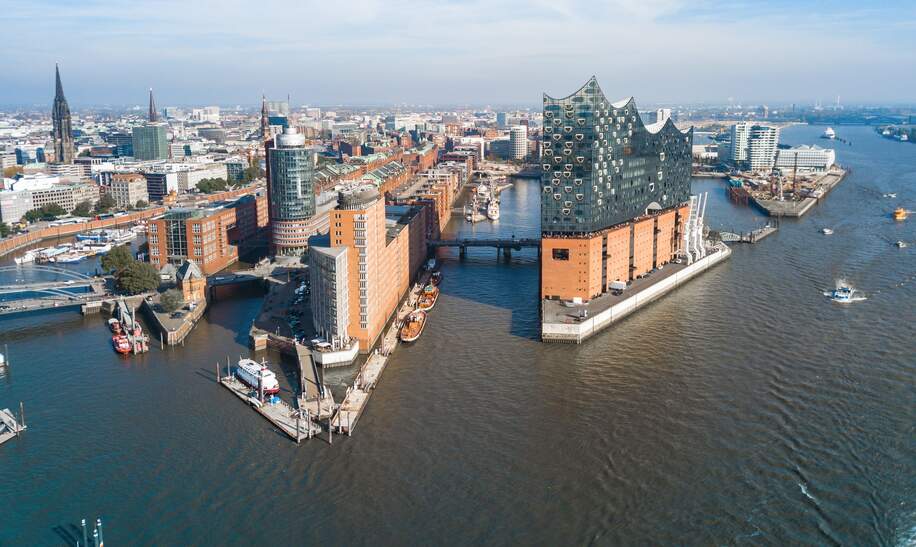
[[132, 124, 168, 160], [496, 112, 508, 129], [267, 128, 316, 255], [51, 64, 75, 164], [722, 122, 779, 171]]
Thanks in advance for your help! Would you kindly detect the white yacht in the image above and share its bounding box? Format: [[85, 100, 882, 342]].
[[235, 358, 280, 395], [487, 199, 500, 221], [821, 228, 834, 235], [822, 127, 836, 139]]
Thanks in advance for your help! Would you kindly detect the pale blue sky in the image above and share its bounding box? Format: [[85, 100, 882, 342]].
[[2, 0, 914, 106]]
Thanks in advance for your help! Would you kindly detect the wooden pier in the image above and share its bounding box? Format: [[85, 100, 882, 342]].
[[0, 405, 26, 447], [217, 364, 321, 443]]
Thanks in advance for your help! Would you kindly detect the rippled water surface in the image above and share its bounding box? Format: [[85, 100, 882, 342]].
[[0, 125, 913, 545]]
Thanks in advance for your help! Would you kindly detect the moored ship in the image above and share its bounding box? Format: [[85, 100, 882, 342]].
[[399, 310, 428, 342], [487, 198, 500, 221], [235, 358, 281, 395], [111, 335, 131, 354], [417, 284, 439, 311]]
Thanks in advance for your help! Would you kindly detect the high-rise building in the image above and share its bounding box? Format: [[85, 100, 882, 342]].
[[509, 125, 528, 160], [309, 242, 350, 349], [266, 127, 317, 255], [132, 124, 168, 160], [721, 122, 779, 172], [496, 112, 508, 129], [51, 64, 75, 164], [133, 88, 169, 160], [539, 77, 693, 301]]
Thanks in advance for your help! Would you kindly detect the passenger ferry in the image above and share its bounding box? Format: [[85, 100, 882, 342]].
[[76, 228, 136, 244], [822, 127, 836, 139], [399, 310, 428, 343], [235, 358, 281, 395]]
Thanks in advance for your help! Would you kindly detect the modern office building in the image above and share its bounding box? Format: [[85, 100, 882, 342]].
[[143, 171, 179, 201], [721, 122, 779, 172], [109, 173, 149, 208], [774, 145, 836, 172], [309, 240, 351, 350], [496, 112, 508, 129], [539, 77, 693, 302], [0, 179, 99, 224], [132, 124, 168, 161], [266, 127, 318, 255], [51, 64, 75, 164], [509, 125, 528, 160]]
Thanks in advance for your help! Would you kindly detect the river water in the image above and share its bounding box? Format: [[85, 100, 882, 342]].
[[0, 125, 913, 545]]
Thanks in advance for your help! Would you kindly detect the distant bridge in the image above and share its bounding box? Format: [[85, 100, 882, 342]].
[[428, 237, 541, 258], [0, 265, 110, 315]]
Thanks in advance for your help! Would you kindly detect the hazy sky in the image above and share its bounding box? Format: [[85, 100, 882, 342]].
[[2, 0, 915, 107]]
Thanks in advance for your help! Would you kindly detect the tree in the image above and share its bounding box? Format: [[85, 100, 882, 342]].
[[135, 199, 148, 209], [115, 261, 160, 294], [71, 200, 93, 217], [196, 177, 229, 194], [100, 244, 135, 274], [23, 203, 67, 222], [241, 165, 262, 183], [94, 193, 116, 214], [160, 289, 185, 313], [0, 223, 9, 238]]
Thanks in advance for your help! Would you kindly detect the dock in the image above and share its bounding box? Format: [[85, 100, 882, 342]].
[[0, 405, 26, 447], [217, 367, 322, 442], [719, 224, 778, 244], [330, 271, 431, 435]]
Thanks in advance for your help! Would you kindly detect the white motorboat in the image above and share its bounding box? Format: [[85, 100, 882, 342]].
[[821, 228, 834, 235], [822, 127, 836, 139], [823, 282, 866, 304], [487, 199, 500, 221], [895, 240, 908, 248]]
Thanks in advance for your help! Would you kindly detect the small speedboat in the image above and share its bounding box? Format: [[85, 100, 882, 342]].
[[824, 284, 866, 304], [821, 228, 834, 235], [896, 240, 908, 248]]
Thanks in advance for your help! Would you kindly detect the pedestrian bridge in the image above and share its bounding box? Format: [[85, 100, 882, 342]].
[[427, 237, 541, 258]]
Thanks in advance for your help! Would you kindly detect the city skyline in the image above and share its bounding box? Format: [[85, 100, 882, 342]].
[[3, 0, 915, 107]]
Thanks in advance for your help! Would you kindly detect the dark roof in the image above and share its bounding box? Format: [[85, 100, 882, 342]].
[[176, 260, 203, 281]]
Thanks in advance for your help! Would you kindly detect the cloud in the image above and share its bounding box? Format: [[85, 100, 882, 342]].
[[1, 0, 914, 105]]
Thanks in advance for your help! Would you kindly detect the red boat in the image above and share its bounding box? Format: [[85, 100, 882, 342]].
[[112, 335, 131, 354]]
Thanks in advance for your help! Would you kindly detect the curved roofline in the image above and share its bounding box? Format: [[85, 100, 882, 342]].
[[544, 76, 692, 136]]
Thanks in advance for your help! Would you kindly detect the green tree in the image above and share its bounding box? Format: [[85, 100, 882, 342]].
[[241, 165, 262, 183], [115, 261, 160, 294], [135, 199, 149, 209], [160, 289, 185, 313], [0, 223, 9, 238], [23, 203, 67, 222], [100, 244, 135, 274], [71, 200, 93, 217], [94, 193, 116, 214], [196, 177, 229, 194]]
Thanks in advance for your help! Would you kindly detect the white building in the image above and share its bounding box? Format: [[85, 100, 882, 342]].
[[309, 244, 350, 349], [109, 173, 149, 207], [509, 125, 528, 160], [722, 122, 779, 171], [775, 145, 836, 172], [0, 181, 99, 224]]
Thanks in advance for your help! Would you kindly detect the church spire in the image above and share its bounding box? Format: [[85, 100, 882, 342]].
[[148, 88, 159, 122], [260, 94, 270, 141], [51, 63, 74, 164]]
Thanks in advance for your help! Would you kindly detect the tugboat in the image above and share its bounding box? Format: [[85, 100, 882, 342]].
[[417, 284, 439, 311], [824, 282, 867, 304], [111, 335, 131, 354], [235, 358, 281, 395], [399, 310, 428, 343]]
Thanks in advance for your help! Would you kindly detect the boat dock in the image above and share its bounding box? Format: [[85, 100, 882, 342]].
[[330, 271, 431, 435], [216, 364, 322, 443], [719, 224, 778, 244], [0, 404, 26, 447]]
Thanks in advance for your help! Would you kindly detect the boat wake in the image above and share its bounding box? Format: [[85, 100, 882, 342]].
[[824, 279, 867, 303]]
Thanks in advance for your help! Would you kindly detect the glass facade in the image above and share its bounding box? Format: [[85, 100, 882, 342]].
[[132, 124, 169, 161], [268, 142, 315, 222], [541, 77, 692, 235]]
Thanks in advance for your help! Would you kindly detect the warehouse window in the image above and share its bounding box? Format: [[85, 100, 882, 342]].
[[552, 249, 570, 261]]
